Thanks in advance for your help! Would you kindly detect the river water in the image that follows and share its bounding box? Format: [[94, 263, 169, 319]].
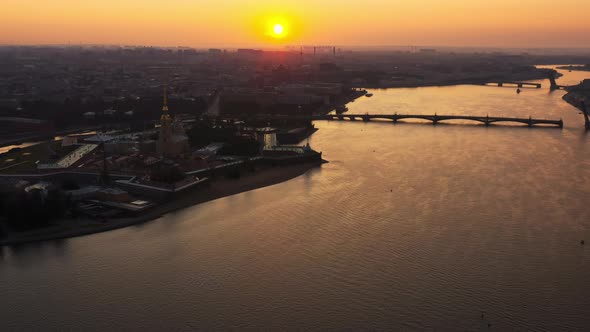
[[1, 66, 590, 331]]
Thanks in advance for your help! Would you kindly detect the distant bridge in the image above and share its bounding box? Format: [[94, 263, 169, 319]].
[[484, 81, 542, 89], [232, 113, 563, 128]]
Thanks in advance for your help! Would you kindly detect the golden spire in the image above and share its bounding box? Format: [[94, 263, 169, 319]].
[[162, 83, 169, 112]]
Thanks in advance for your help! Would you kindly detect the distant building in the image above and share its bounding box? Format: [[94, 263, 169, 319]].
[[97, 188, 129, 203], [237, 49, 263, 56], [0, 99, 19, 109], [319, 63, 340, 71], [83, 112, 96, 119], [115, 176, 209, 199], [65, 186, 101, 200], [195, 143, 225, 156], [103, 108, 117, 116], [84, 134, 115, 144], [62, 136, 79, 147], [24, 182, 52, 196], [255, 127, 278, 150], [0, 117, 54, 136]]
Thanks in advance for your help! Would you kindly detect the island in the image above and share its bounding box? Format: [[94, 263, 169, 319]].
[[562, 79, 590, 127], [0, 90, 328, 246], [557, 64, 590, 72]]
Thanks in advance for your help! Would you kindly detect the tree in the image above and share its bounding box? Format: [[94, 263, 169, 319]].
[[0, 188, 71, 231], [150, 165, 185, 183]]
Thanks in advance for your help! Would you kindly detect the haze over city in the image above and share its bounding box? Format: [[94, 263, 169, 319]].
[[3, 0, 590, 48]]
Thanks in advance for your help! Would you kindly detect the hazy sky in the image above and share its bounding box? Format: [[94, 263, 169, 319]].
[[2, 0, 589, 48]]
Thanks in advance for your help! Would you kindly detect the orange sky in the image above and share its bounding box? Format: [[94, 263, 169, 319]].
[[2, 0, 589, 48]]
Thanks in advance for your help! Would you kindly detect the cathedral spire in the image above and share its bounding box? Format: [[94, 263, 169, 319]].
[[156, 78, 189, 157], [162, 82, 169, 112]]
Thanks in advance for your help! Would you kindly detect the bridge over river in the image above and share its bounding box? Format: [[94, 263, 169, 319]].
[[234, 113, 564, 128], [484, 81, 542, 88]]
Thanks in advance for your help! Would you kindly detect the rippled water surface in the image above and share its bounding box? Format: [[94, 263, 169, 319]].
[[1, 67, 590, 331]]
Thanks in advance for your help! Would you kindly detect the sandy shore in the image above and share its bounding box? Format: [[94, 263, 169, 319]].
[[0, 162, 323, 247]]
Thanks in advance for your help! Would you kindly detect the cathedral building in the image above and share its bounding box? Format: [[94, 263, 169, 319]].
[[156, 85, 190, 157]]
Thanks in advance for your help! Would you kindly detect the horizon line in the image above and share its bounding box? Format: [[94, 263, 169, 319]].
[[1, 43, 590, 52]]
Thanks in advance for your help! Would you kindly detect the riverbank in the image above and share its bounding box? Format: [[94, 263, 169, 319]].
[[0, 161, 323, 246], [0, 125, 100, 150]]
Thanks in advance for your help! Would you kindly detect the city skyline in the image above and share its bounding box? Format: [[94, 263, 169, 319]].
[[2, 0, 590, 48]]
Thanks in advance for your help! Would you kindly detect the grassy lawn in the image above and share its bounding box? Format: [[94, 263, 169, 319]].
[[0, 140, 75, 174]]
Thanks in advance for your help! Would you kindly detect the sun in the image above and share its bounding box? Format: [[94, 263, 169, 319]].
[[261, 16, 292, 41], [273, 24, 284, 36]]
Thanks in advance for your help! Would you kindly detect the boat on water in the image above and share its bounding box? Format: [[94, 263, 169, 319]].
[[365, 93, 374, 97]]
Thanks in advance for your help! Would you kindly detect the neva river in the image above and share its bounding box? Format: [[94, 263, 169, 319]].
[[1, 67, 590, 331]]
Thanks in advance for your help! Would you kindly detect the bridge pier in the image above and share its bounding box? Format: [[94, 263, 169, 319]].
[[528, 116, 533, 127], [498, 83, 503, 87], [485, 115, 490, 127], [362, 115, 370, 122], [549, 72, 559, 91], [432, 114, 438, 125], [392, 114, 398, 124], [581, 101, 590, 130]]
